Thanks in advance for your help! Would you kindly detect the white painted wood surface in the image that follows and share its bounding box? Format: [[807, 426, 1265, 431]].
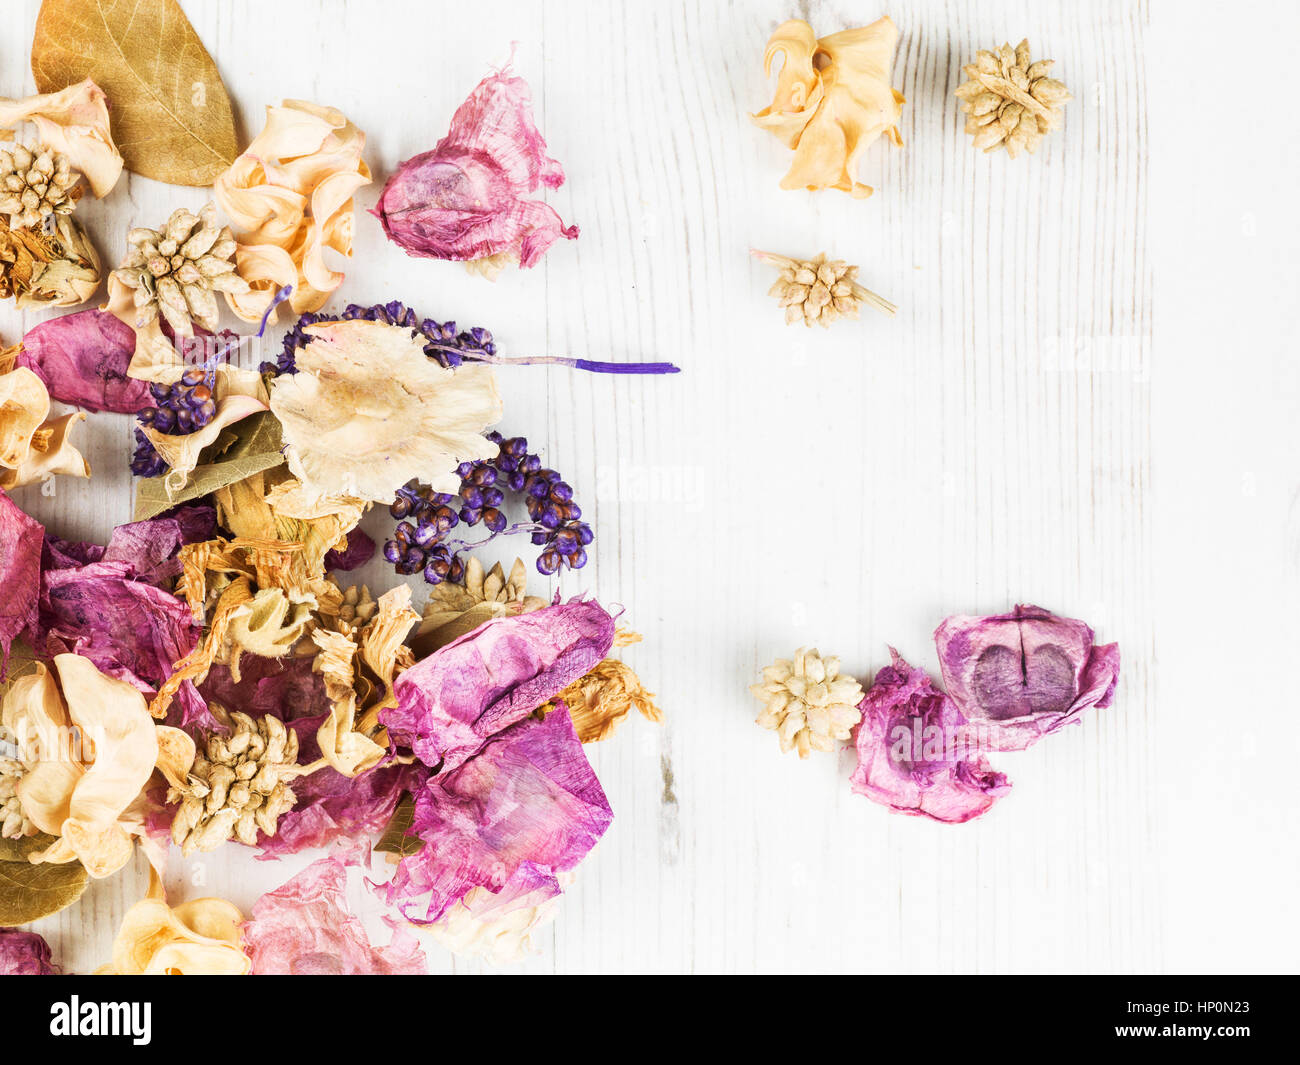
[[2, 0, 1296, 974]]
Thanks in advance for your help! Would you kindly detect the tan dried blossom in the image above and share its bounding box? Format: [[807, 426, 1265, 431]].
[[753, 249, 896, 329], [413, 557, 548, 654], [0, 211, 100, 308], [0, 80, 123, 198], [168, 709, 300, 854], [0, 143, 80, 230], [0, 362, 89, 489], [541, 629, 663, 744], [106, 871, 250, 975], [214, 100, 371, 324], [270, 320, 501, 502], [751, 647, 865, 759], [955, 40, 1072, 158], [751, 17, 905, 198]]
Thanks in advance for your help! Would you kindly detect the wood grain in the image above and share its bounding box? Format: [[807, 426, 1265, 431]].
[[1, 0, 1295, 974]]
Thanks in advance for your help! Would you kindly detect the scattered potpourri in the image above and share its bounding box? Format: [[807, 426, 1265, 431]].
[[0, 12, 669, 974], [752, 605, 1120, 823]]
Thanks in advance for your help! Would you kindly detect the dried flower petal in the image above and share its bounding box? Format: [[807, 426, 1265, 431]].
[[215, 100, 371, 322], [375, 63, 578, 277], [933, 604, 1120, 750], [270, 319, 501, 502], [109, 874, 249, 975], [0, 926, 59, 974], [243, 856, 425, 974], [0, 80, 122, 197], [751, 17, 905, 198], [416, 866, 569, 964], [15, 308, 150, 413], [386, 707, 611, 923], [383, 599, 616, 774], [850, 650, 1011, 823], [0, 491, 43, 672]]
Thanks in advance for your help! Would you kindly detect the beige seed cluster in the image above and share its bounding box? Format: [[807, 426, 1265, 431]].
[[0, 756, 36, 840], [751, 647, 865, 759], [0, 144, 80, 230], [111, 203, 249, 335], [168, 711, 299, 855], [753, 250, 897, 329], [955, 40, 1071, 157]]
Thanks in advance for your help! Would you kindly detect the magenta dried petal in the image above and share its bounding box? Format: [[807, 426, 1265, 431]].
[[383, 599, 615, 773], [850, 650, 1011, 824], [324, 526, 375, 572], [243, 857, 427, 975], [375, 66, 578, 269], [38, 561, 205, 727], [199, 656, 327, 725], [385, 708, 611, 923], [99, 505, 216, 587], [934, 604, 1121, 751], [0, 490, 43, 673], [17, 309, 151, 414], [0, 927, 59, 975]]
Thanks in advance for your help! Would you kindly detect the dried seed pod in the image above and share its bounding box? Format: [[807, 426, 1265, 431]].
[[110, 202, 249, 334], [752, 249, 897, 329], [167, 712, 301, 855], [0, 143, 81, 230], [954, 39, 1072, 158]]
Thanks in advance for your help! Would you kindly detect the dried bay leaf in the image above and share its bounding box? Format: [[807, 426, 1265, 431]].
[[0, 833, 89, 924], [31, 0, 238, 186], [133, 410, 285, 521], [375, 794, 424, 858]]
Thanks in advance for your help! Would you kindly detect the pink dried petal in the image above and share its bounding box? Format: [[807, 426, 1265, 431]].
[[17, 310, 151, 415], [382, 599, 615, 773], [385, 707, 611, 924], [0, 927, 59, 975], [850, 650, 1011, 824], [0, 490, 42, 673], [934, 604, 1121, 751], [375, 65, 578, 270], [243, 856, 426, 974]]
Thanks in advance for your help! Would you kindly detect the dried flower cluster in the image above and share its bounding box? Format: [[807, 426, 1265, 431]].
[[0, 144, 80, 230], [753, 250, 896, 328], [0, 212, 100, 308], [168, 710, 300, 854], [752, 647, 864, 758], [955, 40, 1072, 157]]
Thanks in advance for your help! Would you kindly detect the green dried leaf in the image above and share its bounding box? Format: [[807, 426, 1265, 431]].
[[0, 833, 89, 924], [31, 0, 238, 186], [374, 794, 423, 857], [133, 411, 285, 521]]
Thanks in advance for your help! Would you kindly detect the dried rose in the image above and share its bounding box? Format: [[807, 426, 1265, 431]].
[[375, 63, 578, 278], [933, 604, 1120, 751], [0, 926, 59, 974], [850, 649, 1011, 823]]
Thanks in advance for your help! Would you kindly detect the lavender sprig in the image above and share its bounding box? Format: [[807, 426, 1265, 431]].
[[272, 300, 678, 376], [383, 431, 592, 585]]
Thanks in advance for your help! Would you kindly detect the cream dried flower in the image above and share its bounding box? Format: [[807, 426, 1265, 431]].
[[955, 40, 1072, 158], [753, 250, 896, 328], [109, 203, 249, 335], [0, 755, 36, 839], [168, 710, 300, 855], [751, 647, 865, 758], [270, 319, 502, 503], [0, 144, 80, 230]]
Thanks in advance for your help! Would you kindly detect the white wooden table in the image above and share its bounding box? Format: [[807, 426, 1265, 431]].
[[3, 0, 1296, 974]]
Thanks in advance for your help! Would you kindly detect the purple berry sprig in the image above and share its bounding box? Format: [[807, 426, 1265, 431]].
[[383, 431, 593, 586], [130, 367, 219, 478]]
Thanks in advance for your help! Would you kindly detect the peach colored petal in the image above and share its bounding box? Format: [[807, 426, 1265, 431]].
[[0, 79, 123, 197], [0, 411, 90, 490], [0, 367, 51, 468]]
